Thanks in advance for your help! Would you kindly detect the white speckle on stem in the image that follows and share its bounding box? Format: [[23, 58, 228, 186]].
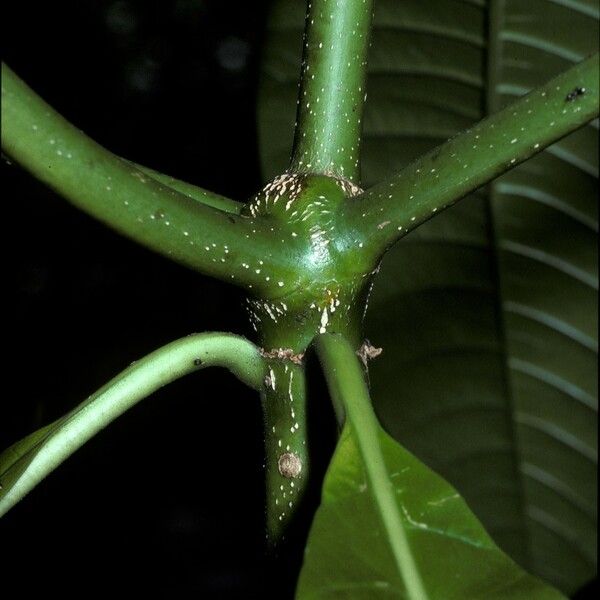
[[319, 307, 329, 334]]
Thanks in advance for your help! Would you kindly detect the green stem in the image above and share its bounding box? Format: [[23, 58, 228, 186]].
[[127, 160, 243, 214], [315, 333, 428, 600], [1, 63, 300, 293], [0, 332, 266, 517], [290, 0, 373, 183], [261, 359, 308, 542], [252, 271, 368, 543], [338, 53, 599, 263]]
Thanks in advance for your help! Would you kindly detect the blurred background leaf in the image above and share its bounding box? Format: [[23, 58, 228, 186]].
[[258, 0, 598, 595]]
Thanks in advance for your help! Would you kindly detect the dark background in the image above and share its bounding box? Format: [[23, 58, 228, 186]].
[[1, 2, 597, 599]]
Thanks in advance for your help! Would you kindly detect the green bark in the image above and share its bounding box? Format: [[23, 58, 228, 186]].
[[1, 63, 300, 293], [290, 0, 373, 183]]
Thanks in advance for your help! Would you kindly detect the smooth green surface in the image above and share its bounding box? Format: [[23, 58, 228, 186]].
[[1, 63, 301, 293], [261, 359, 310, 541], [259, 0, 598, 593], [0, 333, 265, 517], [299, 333, 565, 599], [289, 0, 373, 182], [127, 160, 243, 214]]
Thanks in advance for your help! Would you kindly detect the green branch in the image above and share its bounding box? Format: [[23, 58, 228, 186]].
[[127, 160, 243, 214], [290, 0, 374, 183], [315, 333, 428, 600], [0, 333, 266, 517], [1, 63, 300, 292], [337, 53, 599, 262]]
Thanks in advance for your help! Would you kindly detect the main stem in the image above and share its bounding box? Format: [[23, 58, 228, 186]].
[[290, 0, 373, 183], [261, 359, 309, 541], [257, 0, 376, 543], [255, 281, 368, 543]]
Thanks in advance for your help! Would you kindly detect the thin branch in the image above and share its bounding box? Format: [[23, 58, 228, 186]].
[[337, 53, 599, 263], [289, 0, 374, 183], [126, 160, 243, 214], [0, 333, 266, 517], [315, 333, 428, 600], [1, 63, 301, 292]]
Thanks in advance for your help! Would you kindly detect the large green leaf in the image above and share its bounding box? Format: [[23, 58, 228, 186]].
[[258, 0, 598, 594], [298, 424, 566, 599]]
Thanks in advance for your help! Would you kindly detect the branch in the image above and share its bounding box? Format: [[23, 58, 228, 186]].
[[289, 0, 374, 183], [1, 63, 299, 292], [127, 160, 243, 214], [314, 333, 428, 600], [337, 53, 599, 262], [0, 333, 266, 517]]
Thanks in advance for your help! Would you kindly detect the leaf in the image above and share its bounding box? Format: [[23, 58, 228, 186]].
[[300, 334, 565, 599], [259, 0, 598, 594], [298, 425, 566, 599]]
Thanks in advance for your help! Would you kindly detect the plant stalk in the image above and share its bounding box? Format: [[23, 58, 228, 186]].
[[0, 333, 266, 517], [290, 0, 374, 183], [315, 333, 428, 600], [1, 63, 301, 293]]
